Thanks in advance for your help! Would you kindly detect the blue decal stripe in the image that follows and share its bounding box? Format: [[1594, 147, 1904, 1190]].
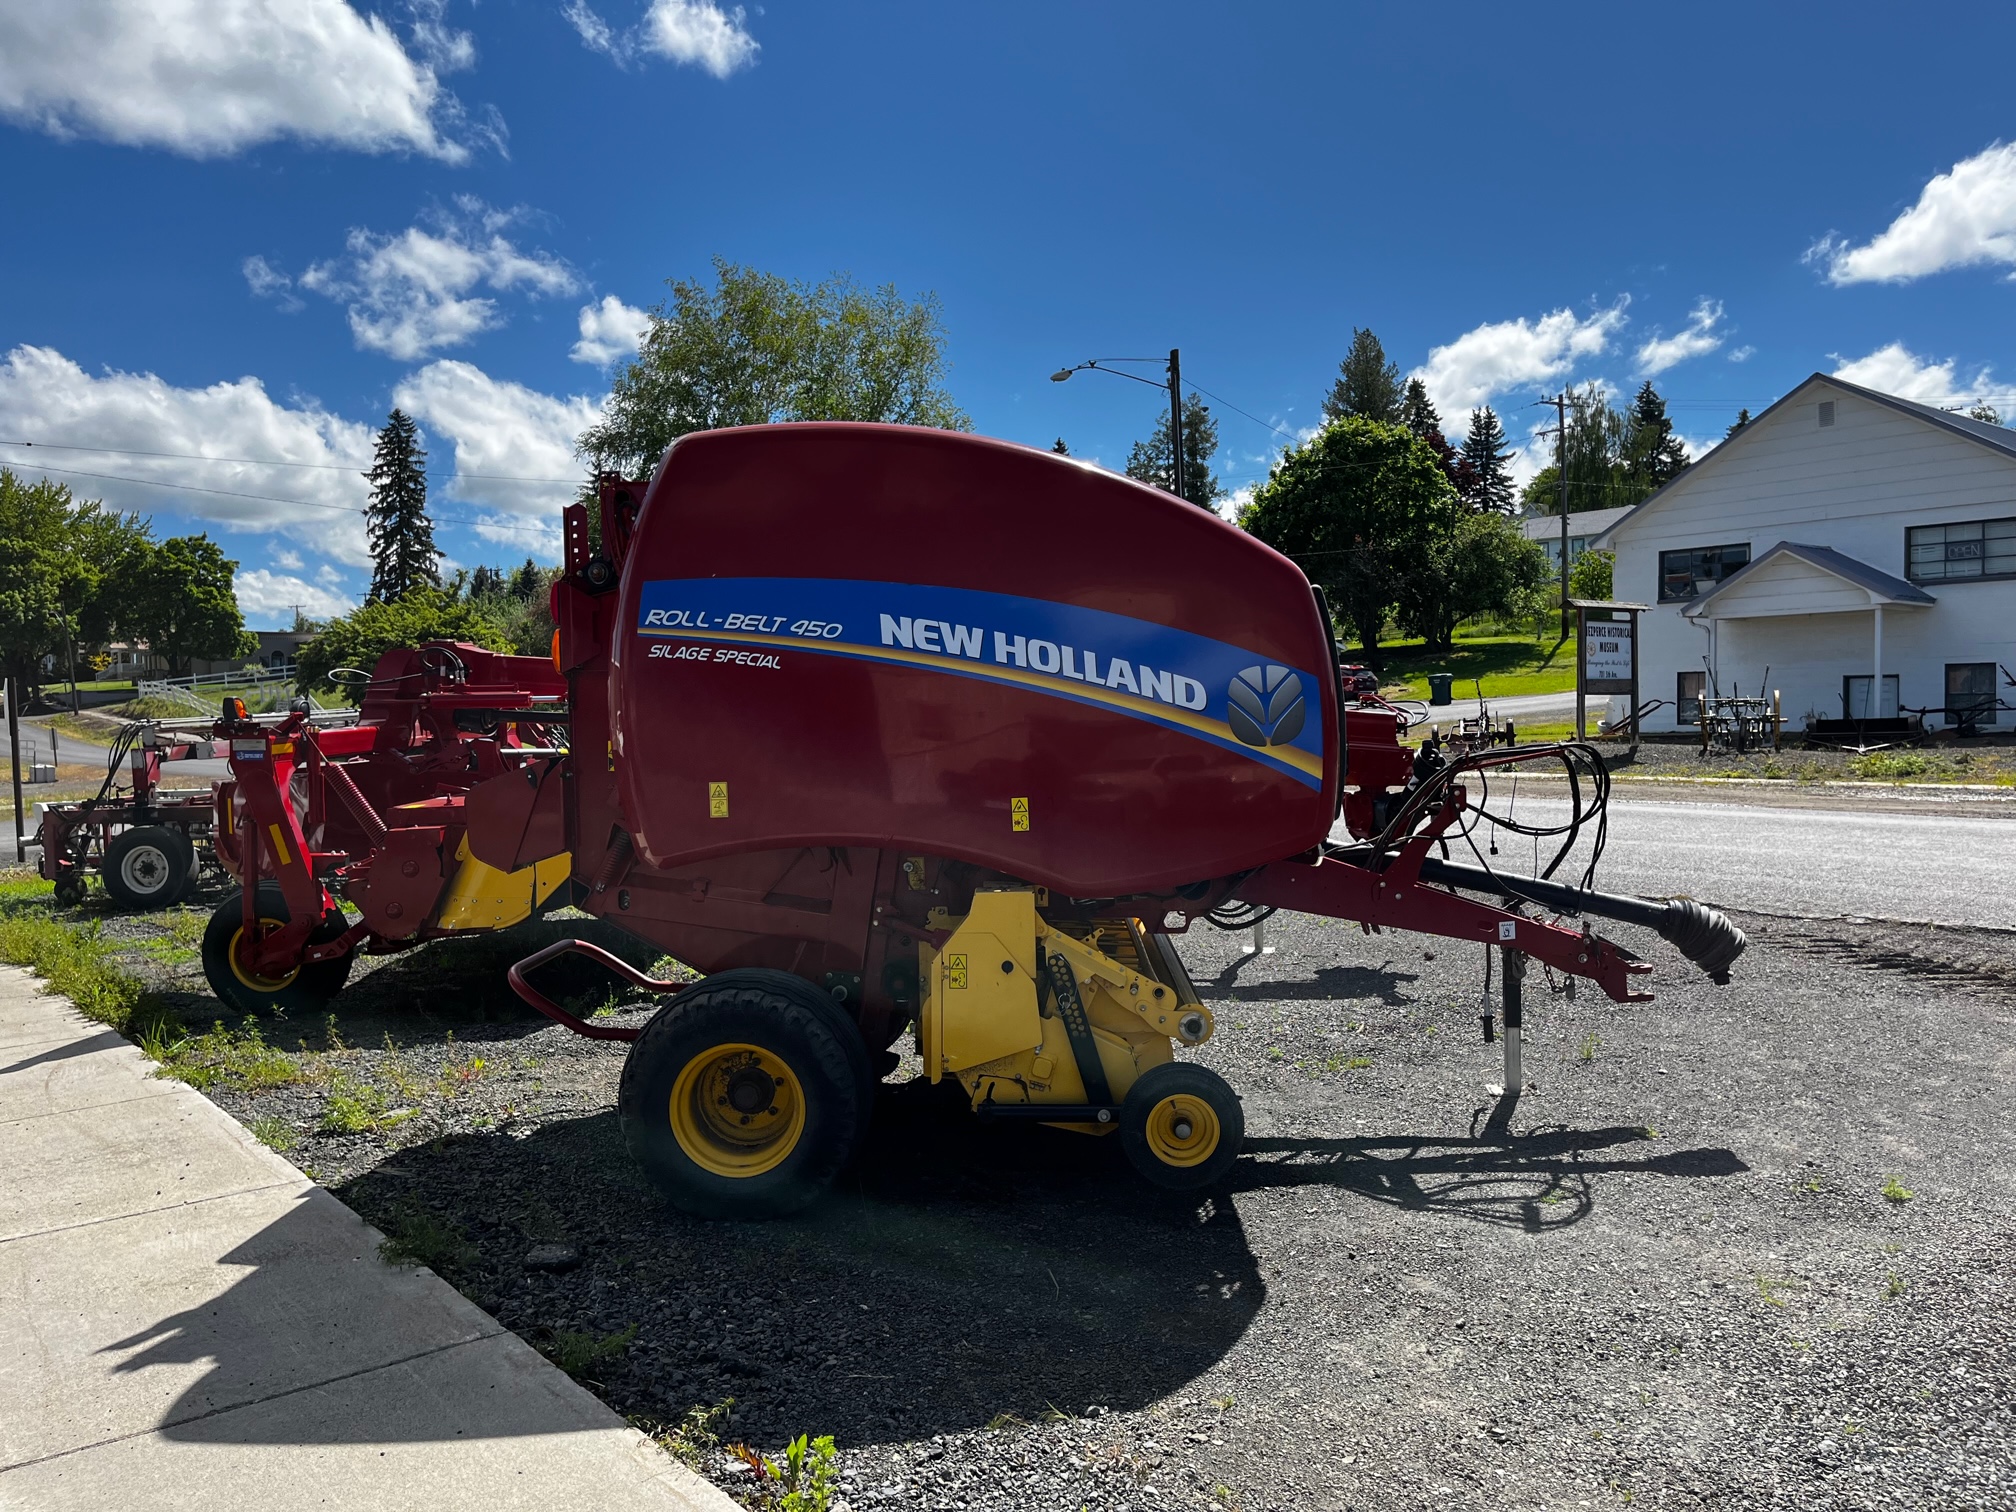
[[641, 627, 1324, 789]]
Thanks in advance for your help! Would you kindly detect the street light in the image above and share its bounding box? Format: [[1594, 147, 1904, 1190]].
[[1050, 350, 1187, 504]]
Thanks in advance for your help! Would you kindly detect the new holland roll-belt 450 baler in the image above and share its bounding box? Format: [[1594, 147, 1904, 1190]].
[[205, 424, 1744, 1218]]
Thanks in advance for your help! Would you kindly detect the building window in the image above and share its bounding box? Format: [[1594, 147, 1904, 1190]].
[[1945, 662, 2000, 727], [1677, 670, 1704, 725], [1905, 517, 2016, 584], [1658, 543, 1750, 602], [1818, 400, 1835, 427], [1843, 675, 1900, 720]]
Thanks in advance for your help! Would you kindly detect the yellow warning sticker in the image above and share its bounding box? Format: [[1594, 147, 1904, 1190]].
[[708, 781, 729, 818], [946, 954, 969, 990], [1010, 796, 1030, 832]]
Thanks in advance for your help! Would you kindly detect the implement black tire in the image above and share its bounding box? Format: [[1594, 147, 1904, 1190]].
[[201, 881, 353, 1014], [619, 968, 871, 1220], [1120, 1062, 1244, 1191], [102, 826, 193, 911]]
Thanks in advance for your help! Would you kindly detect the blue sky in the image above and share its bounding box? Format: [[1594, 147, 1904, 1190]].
[[2, 1, 2014, 628]]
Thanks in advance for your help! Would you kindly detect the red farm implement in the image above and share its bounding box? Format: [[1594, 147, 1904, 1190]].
[[202, 424, 1745, 1217], [36, 723, 227, 908]]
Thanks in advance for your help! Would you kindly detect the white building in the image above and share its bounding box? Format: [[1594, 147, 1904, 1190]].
[[1520, 505, 1633, 569], [1593, 372, 2016, 734]]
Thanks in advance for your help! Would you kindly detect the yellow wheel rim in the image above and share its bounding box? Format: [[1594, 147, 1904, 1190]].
[[669, 1043, 806, 1178], [230, 919, 300, 993], [1143, 1092, 1220, 1168]]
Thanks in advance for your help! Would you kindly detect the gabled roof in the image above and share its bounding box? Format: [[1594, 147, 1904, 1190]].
[[1681, 540, 1936, 619], [1592, 371, 2016, 547], [1519, 505, 1632, 543]]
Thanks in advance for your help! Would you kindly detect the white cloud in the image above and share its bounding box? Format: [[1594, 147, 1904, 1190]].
[[242, 255, 303, 313], [293, 198, 582, 360], [1829, 341, 2015, 412], [406, 0, 476, 74], [1635, 299, 1724, 375], [570, 294, 652, 365], [1411, 301, 1629, 417], [272, 548, 305, 571], [1727, 345, 1755, 363], [394, 360, 603, 554], [1812, 142, 2016, 285], [0, 0, 477, 161], [565, 0, 758, 76], [0, 344, 374, 564], [235, 568, 355, 623]]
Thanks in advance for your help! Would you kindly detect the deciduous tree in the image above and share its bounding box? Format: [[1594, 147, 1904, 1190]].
[[294, 588, 510, 701], [121, 535, 257, 677], [579, 259, 969, 477], [1239, 418, 1452, 664]]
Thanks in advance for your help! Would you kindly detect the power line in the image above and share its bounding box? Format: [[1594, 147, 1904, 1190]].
[[13, 461, 557, 536], [0, 437, 579, 484]]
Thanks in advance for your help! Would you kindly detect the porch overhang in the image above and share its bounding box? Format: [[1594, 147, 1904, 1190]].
[[1681, 541, 1935, 621]]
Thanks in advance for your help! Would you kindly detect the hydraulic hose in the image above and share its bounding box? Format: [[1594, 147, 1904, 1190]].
[[1415, 856, 1747, 984]]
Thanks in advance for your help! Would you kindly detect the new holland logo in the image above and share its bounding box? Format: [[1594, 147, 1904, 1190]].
[[1226, 664, 1306, 747]]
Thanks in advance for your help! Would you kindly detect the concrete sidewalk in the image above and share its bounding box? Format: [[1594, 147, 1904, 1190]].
[[0, 967, 738, 1512]]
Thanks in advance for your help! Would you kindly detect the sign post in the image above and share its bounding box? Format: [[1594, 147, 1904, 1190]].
[[1572, 600, 1648, 756]]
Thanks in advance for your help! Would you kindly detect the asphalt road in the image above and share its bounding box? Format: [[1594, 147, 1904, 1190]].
[[1466, 793, 2016, 930]]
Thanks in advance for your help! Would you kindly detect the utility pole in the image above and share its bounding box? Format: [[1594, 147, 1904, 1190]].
[[6, 675, 24, 864], [1167, 349, 1186, 505], [1540, 391, 1570, 638]]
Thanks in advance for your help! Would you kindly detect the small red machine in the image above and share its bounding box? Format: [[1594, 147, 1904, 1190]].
[[205, 425, 1744, 1218], [36, 724, 222, 907], [201, 645, 569, 1013]]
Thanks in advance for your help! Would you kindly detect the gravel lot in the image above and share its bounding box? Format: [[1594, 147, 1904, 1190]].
[[31, 874, 2016, 1511]]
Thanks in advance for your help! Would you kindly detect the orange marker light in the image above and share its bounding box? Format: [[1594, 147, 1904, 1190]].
[[550, 629, 562, 673]]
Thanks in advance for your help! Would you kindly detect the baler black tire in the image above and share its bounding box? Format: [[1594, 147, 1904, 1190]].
[[1120, 1062, 1244, 1191], [618, 969, 869, 1220], [102, 826, 193, 911], [201, 882, 353, 1015]]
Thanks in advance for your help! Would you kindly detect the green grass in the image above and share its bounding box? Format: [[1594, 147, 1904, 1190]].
[[319, 1071, 412, 1133], [1364, 633, 1575, 701], [1881, 1174, 1915, 1205], [147, 1018, 308, 1092], [377, 1210, 479, 1272], [0, 876, 160, 1032], [539, 1323, 638, 1380]]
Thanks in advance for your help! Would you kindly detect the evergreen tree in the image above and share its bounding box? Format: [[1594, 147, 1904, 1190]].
[[364, 409, 438, 603], [1051, 437, 1070, 455], [1400, 377, 1442, 440], [1623, 381, 1689, 491], [510, 557, 543, 598], [467, 564, 505, 598], [1725, 408, 1753, 439], [1459, 405, 1517, 513], [1125, 393, 1223, 508], [1322, 328, 1403, 423]]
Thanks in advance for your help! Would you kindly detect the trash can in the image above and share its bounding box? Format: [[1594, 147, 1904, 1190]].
[[1427, 672, 1455, 706]]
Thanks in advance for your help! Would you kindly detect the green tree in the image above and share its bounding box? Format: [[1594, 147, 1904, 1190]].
[[1522, 383, 1637, 516], [1396, 510, 1552, 651], [294, 588, 511, 701], [122, 535, 257, 676], [1322, 328, 1403, 424], [1051, 437, 1070, 455], [1725, 407, 1753, 439], [1969, 401, 2002, 426], [1459, 406, 1517, 513], [1240, 418, 1454, 665], [578, 259, 970, 476], [1400, 377, 1442, 440], [1125, 393, 1223, 507], [0, 471, 151, 695], [1568, 547, 1615, 601], [365, 409, 439, 603], [1623, 381, 1688, 492]]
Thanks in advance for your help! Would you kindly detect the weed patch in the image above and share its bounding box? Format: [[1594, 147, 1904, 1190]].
[[539, 1322, 638, 1380], [731, 1432, 840, 1512], [147, 1018, 307, 1093], [377, 1210, 479, 1272], [0, 878, 159, 1032], [1881, 1174, 1914, 1205], [320, 1071, 410, 1133], [250, 1116, 300, 1153], [637, 1397, 734, 1469]]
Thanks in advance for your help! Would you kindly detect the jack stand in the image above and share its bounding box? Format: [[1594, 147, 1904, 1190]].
[[1242, 917, 1275, 956], [1486, 946, 1525, 1097]]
